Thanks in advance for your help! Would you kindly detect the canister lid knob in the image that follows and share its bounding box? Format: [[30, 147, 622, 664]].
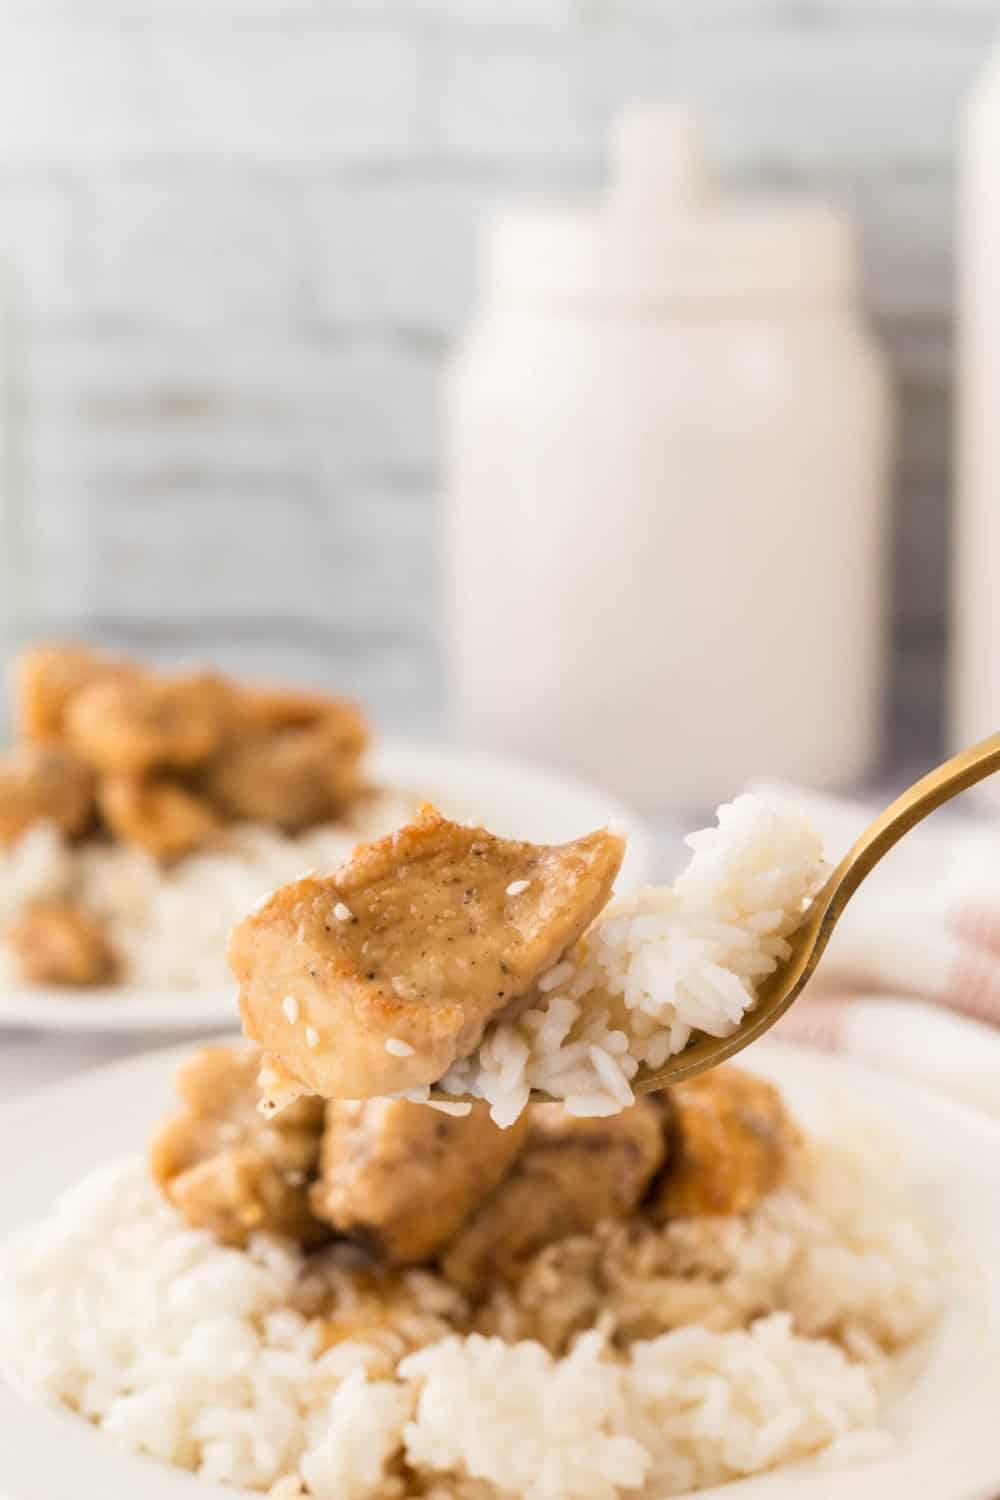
[[608, 106, 712, 215]]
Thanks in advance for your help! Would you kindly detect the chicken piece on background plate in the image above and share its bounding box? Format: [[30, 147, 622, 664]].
[[649, 1064, 801, 1222], [310, 1098, 529, 1264], [12, 642, 140, 745], [204, 701, 367, 832], [0, 744, 95, 847], [97, 773, 223, 860], [226, 681, 364, 738], [6, 902, 115, 987], [441, 1098, 667, 1291], [150, 1044, 329, 1249], [228, 804, 624, 1107], [65, 672, 228, 777]]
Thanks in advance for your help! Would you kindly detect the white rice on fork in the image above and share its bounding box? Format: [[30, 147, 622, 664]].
[[422, 795, 827, 1126]]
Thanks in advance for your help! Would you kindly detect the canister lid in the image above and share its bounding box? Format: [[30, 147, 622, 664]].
[[487, 107, 857, 306]]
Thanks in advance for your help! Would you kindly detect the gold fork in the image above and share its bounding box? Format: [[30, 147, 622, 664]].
[[628, 729, 1000, 1094]]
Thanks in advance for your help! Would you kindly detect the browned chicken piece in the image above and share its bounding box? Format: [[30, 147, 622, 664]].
[[228, 681, 352, 735], [6, 903, 115, 987], [441, 1099, 666, 1292], [204, 702, 367, 831], [649, 1065, 801, 1222], [65, 672, 227, 776], [12, 642, 138, 744], [310, 1099, 529, 1265], [229, 804, 625, 1103], [150, 1044, 329, 1249], [0, 744, 95, 846], [97, 774, 223, 860]]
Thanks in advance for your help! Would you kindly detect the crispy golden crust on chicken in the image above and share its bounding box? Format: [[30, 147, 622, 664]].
[[229, 805, 624, 1101], [227, 682, 356, 736], [310, 1100, 529, 1265], [8, 648, 372, 855], [65, 672, 228, 776], [0, 744, 95, 846], [12, 642, 138, 744], [6, 902, 115, 987], [97, 773, 223, 859], [204, 704, 366, 832], [649, 1065, 801, 1222], [150, 1045, 329, 1249], [441, 1100, 666, 1291]]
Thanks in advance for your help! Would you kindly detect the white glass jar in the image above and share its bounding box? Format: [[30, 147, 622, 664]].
[[954, 37, 1000, 783], [443, 111, 893, 807]]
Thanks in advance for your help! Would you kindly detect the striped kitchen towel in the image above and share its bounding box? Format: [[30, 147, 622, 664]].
[[751, 782, 1000, 1117]]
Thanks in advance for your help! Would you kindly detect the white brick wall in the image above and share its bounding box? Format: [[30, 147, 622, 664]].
[[306, 176, 494, 335], [0, 0, 990, 749], [86, 174, 303, 330], [0, 18, 429, 162]]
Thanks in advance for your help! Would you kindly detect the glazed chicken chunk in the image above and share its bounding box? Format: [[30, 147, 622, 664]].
[[649, 1065, 801, 1222], [6, 645, 372, 872], [0, 744, 94, 846], [6, 903, 115, 987], [230, 683, 357, 735], [229, 804, 624, 1104], [97, 774, 222, 860], [311, 1099, 529, 1265], [65, 672, 227, 777], [205, 703, 366, 832], [13, 642, 139, 744], [150, 1045, 329, 1248], [441, 1099, 666, 1291]]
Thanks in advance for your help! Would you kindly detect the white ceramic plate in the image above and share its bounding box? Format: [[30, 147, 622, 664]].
[[0, 737, 652, 1035], [0, 1039, 999, 1500]]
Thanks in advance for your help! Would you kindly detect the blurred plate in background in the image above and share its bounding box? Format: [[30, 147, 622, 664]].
[[0, 736, 652, 1035]]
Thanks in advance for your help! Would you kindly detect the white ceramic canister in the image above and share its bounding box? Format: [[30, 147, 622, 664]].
[[954, 37, 1000, 782], [443, 110, 893, 807]]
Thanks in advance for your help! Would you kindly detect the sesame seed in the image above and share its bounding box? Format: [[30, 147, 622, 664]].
[[506, 879, 530, 896], [385, 1038, 415, 1057], [305, 1026, 319, 1049], [333, 902, 353, 922], [282, 995, 299, 1024]]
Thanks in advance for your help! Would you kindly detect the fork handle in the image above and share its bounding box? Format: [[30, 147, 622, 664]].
[[826, 729, 1000, 918]]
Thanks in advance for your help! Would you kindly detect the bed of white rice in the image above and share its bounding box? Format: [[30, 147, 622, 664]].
[[432, 797, 827, 1126], [0, 791, 414, 992], [0, 1128, 939, 1500]]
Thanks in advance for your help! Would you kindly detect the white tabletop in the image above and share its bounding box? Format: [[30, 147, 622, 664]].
[[0, 1027, 212, 1098]]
